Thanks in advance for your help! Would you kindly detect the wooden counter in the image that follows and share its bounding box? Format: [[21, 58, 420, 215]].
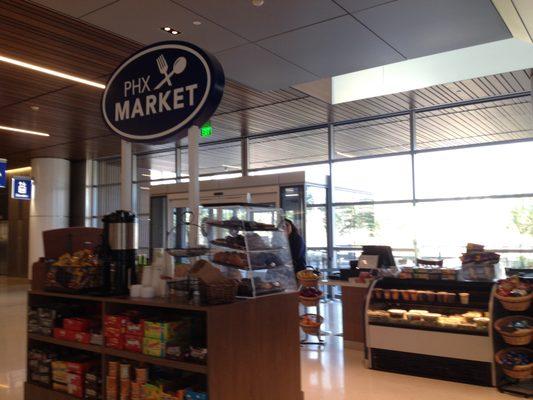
[[322, 280, 371, 349], [26, 291, 303, 400]]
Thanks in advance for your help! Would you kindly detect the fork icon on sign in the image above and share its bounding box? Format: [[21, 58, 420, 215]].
[[154, 54, 187, 90]]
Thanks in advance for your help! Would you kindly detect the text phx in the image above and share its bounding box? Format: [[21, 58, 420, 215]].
[[124, 76, 151, 97]]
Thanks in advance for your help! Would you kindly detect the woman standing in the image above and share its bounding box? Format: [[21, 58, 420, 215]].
[[284, 219, 307, 274]]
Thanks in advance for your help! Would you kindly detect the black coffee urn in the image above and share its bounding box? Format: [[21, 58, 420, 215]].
[[102, 210, 138, 295]]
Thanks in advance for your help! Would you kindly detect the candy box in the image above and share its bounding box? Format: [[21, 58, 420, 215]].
[[52, 360, 67, 371], [63, 317, 95, 332], [104, 315, 129, 329], [53, 382, 68, 393], [106, 335, 125, 350], [125, 320, 144, 337], [143, 320, 188, 341], [105, 325, 125, 338], [66, 360, 96, 375], [67, 330, 91, 344], [52, 370, 68, 384], [67, 373, 84, 398], [165, 343, 183, 361], [124, 335, 142, 353], [90, 333, 104, 346], [39, 317, 56, 328], [142, 337, 166, 358], [53, 328, 69, 340]]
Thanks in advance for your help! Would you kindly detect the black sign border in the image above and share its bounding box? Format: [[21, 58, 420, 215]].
[[101, 40, 225, 143]]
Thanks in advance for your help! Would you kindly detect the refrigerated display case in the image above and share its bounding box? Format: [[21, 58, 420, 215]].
[[365, 277, 496, 386]]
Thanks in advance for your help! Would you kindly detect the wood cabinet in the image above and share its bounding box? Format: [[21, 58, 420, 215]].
[[26, 291, 303, 400]]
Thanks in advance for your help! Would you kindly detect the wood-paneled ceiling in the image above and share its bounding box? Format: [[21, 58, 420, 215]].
[[0, 0, 530, 169]]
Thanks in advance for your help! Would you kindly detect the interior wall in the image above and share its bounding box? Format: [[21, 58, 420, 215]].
[[69, 160, 87, 227]]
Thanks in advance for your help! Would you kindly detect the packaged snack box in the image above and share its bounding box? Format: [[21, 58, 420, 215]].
[[104, 315, 129, 329], [124, 335, 142, 353], [142, 337, 166, 358], [106, 335, 125, 350]]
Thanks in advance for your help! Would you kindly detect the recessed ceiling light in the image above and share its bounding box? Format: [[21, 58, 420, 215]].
[[163, 27, 171, 31], [0, 125, 49, 137], [0, 54, 105, 89], [252, 0, 264, 6], [193, 21, 202, 26], [171, 30, 179, 35], [161, 26, 181, 36], [30, 105, 40, 111]]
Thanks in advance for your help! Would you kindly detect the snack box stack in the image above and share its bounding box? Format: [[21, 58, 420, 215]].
[[51, 357, 97, 398], [143, 319, 190, 359], [461, 243, 501, 281], [28, 347, 56, 387], [104, 314, 145, 352], [107, 361, 148, 400], [84, 369, 102, 400], [53, 317, 102, 346]]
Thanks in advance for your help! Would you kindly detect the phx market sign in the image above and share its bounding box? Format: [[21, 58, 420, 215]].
[[102, 41, 225, 143]]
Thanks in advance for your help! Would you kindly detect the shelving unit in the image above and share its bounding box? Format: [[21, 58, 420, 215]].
[[26, 290, 303, 400], [491, 278, 533, 398]]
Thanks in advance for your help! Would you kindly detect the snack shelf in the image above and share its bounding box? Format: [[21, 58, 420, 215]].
[[25, 382, 78, 400], [104, 347, 208, 374], [205, 220, 281, 232], [28, 333, 104, 353], [28, 333, 208, 374], [209, 241, 286, 253], [372, 300, 488, 312], [368, 321, 488, 337]]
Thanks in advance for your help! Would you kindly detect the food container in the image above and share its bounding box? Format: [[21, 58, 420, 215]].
[[459, 293, 469, 305], [374, 288, 384, 300], [388, 309, 406, 319], [446, 292, 456, 303], [299, 314, 323, 336], [437, 292, 447, 303], [390, 289, 400, 301], [426, 291, 436, 302], [45, 264, 103, 294], [417, 291, 426, 302], [400, 290, 410, 301], [495, 292, 532, 312], [407, 312, 423, 321], [495, 348, 532, 380], [408, 290, 418, 302], [383, 290, 391, 300], [423, 313, 441, 322], [495, 316, 533, 346], [473, 317, 490, 328], [462, 312, 482, 323]]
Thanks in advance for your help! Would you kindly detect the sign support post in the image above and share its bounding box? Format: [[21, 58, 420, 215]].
[[188, 125, 200, 247], [121, 139, 133, 211]]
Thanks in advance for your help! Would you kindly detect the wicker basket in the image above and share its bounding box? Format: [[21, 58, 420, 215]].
[[495, 316, 533, 346], [300, 314, 323, 336], [299, 294, 322, 307], [494, 292, 532, 312], [200, 281, 238, 305], [495, 348, 533, 380]]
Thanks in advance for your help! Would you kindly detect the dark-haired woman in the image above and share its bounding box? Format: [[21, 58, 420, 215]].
[[284, 219, 307, 274]]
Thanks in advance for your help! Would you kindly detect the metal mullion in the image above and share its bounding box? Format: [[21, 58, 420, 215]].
[[326, 123, 335, 270], [332, 199, 413, 207]]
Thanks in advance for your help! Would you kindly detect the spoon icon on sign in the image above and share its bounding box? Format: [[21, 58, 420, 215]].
[[155, 56, 187, 90]]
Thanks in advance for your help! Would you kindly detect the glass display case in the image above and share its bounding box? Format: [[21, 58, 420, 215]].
[[365, 277, 496, 386], [202, 203, 297, 297]]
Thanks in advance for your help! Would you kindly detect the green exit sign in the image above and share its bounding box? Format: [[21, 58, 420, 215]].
[[200, 121, 212, 137]]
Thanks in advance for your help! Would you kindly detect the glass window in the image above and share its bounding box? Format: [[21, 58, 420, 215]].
[[414, 197, 533, 269], [332, 155, 413, 203], [181, 141, 241, 176], [334, 203, 415, 250], [415, 142, 533, 199], [306, 184, 327, 205], [136, 151, 176, 184], [98, 159, 121, 185], [334, 115, 410, 159], [307, 249, 328, 271], [249, 128, 328, 170], [97, 184, 120, 217], [306, 207, 327, 248], [416, 97, 533, 150], [250, 163, 329, 185]]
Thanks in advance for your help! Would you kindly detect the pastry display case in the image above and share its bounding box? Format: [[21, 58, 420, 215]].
[[202, 203, 297, 297], [365, 277, 496, 386]]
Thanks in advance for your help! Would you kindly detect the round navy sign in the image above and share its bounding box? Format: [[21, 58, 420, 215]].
[[102, 41, 225, 142]]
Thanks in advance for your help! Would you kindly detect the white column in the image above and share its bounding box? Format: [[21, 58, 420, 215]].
[[121, 140, 133, 211], [188, 126, 200, 247], [28, 158, 70, 277]]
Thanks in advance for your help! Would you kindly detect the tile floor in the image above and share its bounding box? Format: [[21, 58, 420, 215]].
[[0, 277, 511, 400]]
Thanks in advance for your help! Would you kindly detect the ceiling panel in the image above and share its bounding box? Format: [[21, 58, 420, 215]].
[[513, 0, 533, 41], [258, 15, 403, 77], [82, 0, 245, 53], [355, 0, 511, 58], [216, 44, 317, 91], [29, 0, 116, 18], [173, 0, 346, 41], [334, 0, 398, 13]]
